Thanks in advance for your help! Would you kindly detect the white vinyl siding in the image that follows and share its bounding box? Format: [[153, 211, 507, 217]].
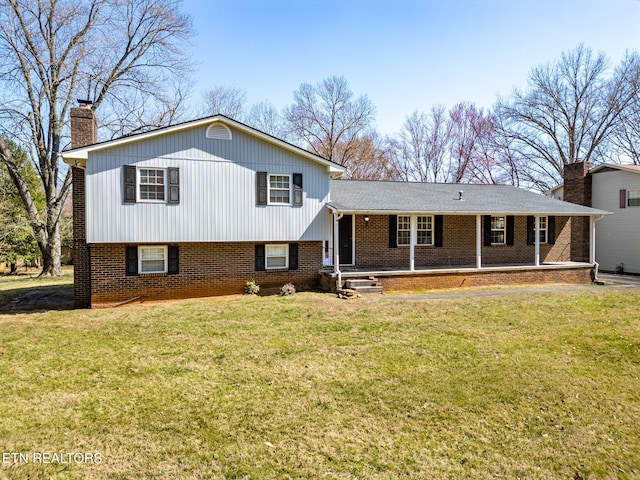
[[592, 169, 640, 274], [85, 125, 330, 243], [266, 244, 288, 269], [139, 246, 167, 273]]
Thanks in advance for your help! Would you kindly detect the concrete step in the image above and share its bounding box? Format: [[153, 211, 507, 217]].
[[344, 278, 383, 294]]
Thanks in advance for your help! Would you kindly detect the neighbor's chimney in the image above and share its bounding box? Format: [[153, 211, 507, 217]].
[[563, 160, 592, 207], [70, 100, 97, 148]]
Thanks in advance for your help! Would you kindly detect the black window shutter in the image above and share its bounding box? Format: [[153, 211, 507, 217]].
[[255, 244, 265, 271], [168, 246, 179, 274], [483, 215, 492, 246], [506, 216, 515, 246], [289, 243, 299, 270], [548, 216, 556, 245], [168, 168, 180, 204], [126, 246, 138, 276], [526, 216, 535, 245], [257, 172, 267, 206], [620, 189, 627, 209], [388, 215, 397, 248], [123, 165, 137, 203], [434, 215, 444, 247], [292, 173, 303, 206]]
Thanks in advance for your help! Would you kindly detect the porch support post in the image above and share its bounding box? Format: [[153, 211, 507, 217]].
[[333, 212, 342, 290], [590, 215, 596, 264], [534, 215, 540, 267], [410, 215, 416, 272], [476, 214, 482, 268]]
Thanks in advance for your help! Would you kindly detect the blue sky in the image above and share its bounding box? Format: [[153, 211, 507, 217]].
[[182, 0, 640, 135]]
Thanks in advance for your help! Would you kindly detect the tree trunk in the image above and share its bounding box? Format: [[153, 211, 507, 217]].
[[39, 223, 63, 277]]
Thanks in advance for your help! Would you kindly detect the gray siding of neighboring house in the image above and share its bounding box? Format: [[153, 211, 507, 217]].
[[85, 124, 331, 243], [592, 169, 640, 273]]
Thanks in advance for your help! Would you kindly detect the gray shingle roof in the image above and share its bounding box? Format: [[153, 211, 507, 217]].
[[329, 180, 609, 216]]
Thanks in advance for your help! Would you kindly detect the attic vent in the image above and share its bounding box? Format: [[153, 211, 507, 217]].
[[206, 123, 232, 140]]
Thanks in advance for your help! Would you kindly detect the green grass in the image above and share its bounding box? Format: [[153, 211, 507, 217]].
[[0, 267, 73, 307], [0, 277, 639, 479]]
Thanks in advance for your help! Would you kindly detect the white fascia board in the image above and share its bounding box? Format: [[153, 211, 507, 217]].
[[327, 207, 611, 216], [60, 115, 346, 175]]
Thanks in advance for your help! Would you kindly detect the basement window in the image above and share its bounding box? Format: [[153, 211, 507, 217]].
[[139, 246, 167, 274], [265, 244, 288, 269]]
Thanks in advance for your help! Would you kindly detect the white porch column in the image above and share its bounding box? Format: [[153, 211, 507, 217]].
[[410, 215, 416, 272], [534, 215, 540, 267], [590, 215, 596, 264], [333, 213, 342, 290], [476, 215, 482, 268]]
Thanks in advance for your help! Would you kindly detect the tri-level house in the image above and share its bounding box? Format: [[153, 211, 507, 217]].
[[62, 107, 608, 307]]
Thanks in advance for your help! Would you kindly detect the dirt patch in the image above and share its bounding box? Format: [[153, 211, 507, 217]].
[[1, 288, 73, 311]]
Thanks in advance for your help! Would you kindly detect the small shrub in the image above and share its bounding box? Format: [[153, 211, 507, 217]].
[[244, 280, 260, 295], [280, 282, 296, 296]]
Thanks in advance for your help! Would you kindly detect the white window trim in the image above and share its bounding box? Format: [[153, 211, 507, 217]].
[[138, 245, 168, 274], [397, 215, 411, 246], [491, 215, 506, 245], [265, 244, 289, 269], [397, 215, 434, 247], [538, 216, 548, 244], [267, 174, 292, 206], [137, 167, 167, 203], [416, 215, 434, 246]]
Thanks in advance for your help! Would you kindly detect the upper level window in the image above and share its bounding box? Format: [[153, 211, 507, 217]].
[[397, 215, 411, 246], [139, 168, 165, 201], [628, 190, 640, 207], [417, 216, 433, 246], [491, 216, 506, 245], [269, 174, 291, 204]]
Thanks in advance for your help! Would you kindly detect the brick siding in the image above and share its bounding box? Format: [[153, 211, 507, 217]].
[[90, 241, 323, 306], [563, 162, 592, 262], [353, 214, 573, 270]]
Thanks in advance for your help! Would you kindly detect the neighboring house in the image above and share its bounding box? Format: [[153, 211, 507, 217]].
[[561, 162, 640, 274], [62, 108, 607, 307]]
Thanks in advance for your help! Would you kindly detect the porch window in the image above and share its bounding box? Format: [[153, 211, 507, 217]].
[[397, 215, 411, 246], [539, 216, 548, 244], [417, 216, 433, 245], [265, 244, 288, 269], [491, 216, 506, 245], [269, 174, 291, 204]]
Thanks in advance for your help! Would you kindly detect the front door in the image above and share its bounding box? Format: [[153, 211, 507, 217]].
[[338, 214, 353, 265]]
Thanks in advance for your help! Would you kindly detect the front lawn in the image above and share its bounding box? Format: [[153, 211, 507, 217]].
[[0, 287, 639, 479]]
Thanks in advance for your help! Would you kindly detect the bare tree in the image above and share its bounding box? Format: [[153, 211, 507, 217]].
[[246, 100, 285, 138], [495, 44, 638, 191], [201, 85, 247, 119], [337, 132, 394, 180], [609, 53, 640, 164], [283, 76, 376, 169], [388, 107, 451, 182], [0, 0, 193, 276]]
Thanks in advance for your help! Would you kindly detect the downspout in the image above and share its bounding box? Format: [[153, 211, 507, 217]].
[[333, 212, 344, 290]]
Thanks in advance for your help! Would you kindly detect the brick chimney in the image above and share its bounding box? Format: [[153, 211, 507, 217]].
[[563, 161, 592, 263], [70, 104, 97, 308]]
